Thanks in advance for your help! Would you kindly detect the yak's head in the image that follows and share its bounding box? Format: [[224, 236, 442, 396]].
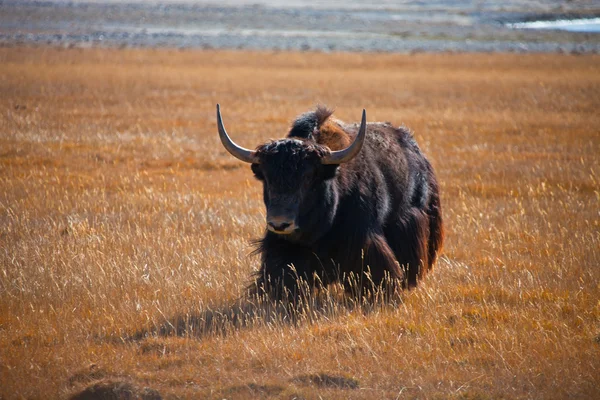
[[217, 104, 366, 242]]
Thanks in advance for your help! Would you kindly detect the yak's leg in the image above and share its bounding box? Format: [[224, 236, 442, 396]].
[[384, 208, 430, 289], [344, 233, 403, 298], [251, 233, 315, 303]]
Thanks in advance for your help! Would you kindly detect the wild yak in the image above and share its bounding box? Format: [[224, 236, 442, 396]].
[[217, 104, 443, 301]]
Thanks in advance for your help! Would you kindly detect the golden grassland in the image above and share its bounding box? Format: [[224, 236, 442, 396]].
[[0, 47, 599, 399]]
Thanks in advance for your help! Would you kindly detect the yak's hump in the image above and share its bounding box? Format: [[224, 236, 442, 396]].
[[288, 105, 334, 139], [288, 106, 351, 151]]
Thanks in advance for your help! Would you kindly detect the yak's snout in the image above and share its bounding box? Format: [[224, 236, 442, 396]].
[[267, 215, 298, 235]]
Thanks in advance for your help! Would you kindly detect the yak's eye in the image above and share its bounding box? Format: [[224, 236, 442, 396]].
[[322, 164, 339, 181], [251, 164, 264, 180], [302, 169, 316, 187]]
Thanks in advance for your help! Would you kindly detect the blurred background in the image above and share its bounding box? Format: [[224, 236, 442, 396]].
[[1, 0, 599, 53]]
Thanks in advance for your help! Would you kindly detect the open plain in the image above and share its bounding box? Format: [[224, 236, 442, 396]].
[[0, 47, 599, 399]]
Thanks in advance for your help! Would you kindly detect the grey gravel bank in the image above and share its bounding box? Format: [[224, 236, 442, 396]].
[[1, 1, 599, 53]]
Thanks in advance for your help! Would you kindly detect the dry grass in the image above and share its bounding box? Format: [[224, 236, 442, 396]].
[[0, 47, 599, 399]]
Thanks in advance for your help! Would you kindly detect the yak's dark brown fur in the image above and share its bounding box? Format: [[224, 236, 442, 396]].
[[249, 106, 443, 300]]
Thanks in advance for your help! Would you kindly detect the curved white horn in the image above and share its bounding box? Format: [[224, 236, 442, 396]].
[[321, 109, 367, 165], [217, 104, 260, 164]]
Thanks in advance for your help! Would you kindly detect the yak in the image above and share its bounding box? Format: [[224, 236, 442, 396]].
[[217, 104, 443, 301]]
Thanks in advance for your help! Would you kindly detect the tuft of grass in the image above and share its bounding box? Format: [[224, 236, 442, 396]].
[[0, 47, 599, 399]]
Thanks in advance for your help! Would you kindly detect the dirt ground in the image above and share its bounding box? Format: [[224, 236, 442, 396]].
[[0, 47, 599, 399]]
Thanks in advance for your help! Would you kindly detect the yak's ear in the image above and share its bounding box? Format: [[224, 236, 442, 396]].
[[251, 163, 264, 180], [322, 164, 339, 180]]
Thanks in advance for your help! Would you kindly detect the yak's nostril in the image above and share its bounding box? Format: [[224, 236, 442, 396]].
[[267, 217, 297, 234], [268, 221, 291, 231]]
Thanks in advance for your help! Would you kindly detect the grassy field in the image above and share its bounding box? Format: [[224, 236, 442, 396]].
[[0, 47, 599, 399]]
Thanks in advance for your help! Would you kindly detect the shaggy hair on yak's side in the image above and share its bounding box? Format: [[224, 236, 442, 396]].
[[239, 105, 444, 301]]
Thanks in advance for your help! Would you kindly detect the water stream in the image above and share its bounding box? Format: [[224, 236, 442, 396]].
[[507, 18, 600, 33]]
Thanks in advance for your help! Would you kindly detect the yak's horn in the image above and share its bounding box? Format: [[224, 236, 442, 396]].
[[321, 109, 367, 165], [217, 104, 260, 164]]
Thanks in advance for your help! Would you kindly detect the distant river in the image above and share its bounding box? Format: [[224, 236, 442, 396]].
[[507, 18, 600, 33]]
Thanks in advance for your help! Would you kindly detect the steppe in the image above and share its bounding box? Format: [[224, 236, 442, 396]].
[[0, 47, 599, 399]]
